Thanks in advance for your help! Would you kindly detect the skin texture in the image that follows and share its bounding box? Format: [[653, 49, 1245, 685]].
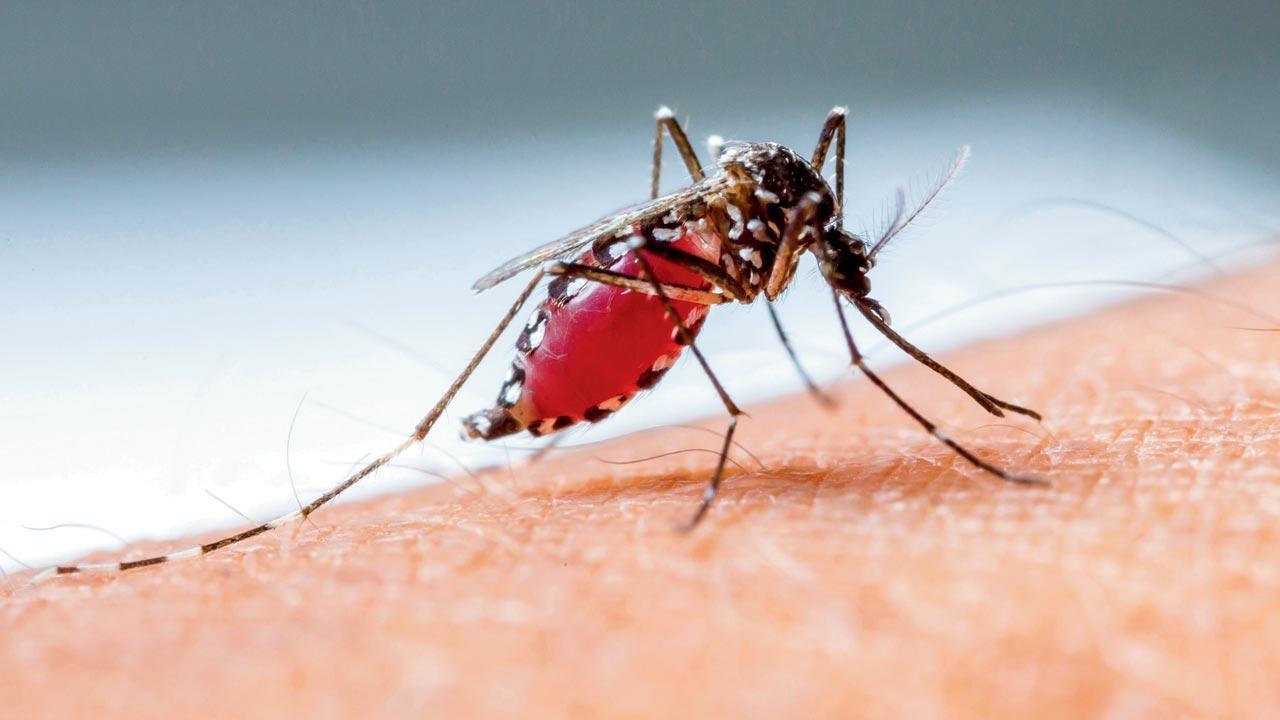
[[2, 260, 1278, 719]]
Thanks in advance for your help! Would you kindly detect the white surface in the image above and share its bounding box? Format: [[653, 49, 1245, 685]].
[[2, 93, 1277, 572]]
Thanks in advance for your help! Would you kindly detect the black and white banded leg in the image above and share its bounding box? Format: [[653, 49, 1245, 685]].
[[765, 300, 836, 407], [635, 238, 749, 301], [628, 252, 744, 529], [543, 248, 742, 527], [33, 271, 548, 581], [651, 106, 705, 200], [543, 261, 730, 306], [832, 289, 1045, 487], [753, 192, 838, 407], [854, 301, 1041, 420], [811, 106, 1040, 422], [811, 106, 847, 226]]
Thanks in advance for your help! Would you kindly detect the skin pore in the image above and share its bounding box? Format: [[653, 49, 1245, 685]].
[[2, 260, 1278, 719]]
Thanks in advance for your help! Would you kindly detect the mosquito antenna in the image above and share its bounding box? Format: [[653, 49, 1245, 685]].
[[884, 188, 906, 237], [867, 145, 970, 262], [32, 271, 546, 582], [831, 289, 1045, 486]]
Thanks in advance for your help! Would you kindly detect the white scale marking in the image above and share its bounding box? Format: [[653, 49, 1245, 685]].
[[562, 276, 589, 301], [651, 227, 681, 242], [524, 310, 548, 351], [468, 414, 492, 437], [598, 395, 629, 412], [499, 365, 524, 406], [652, 352, 680, 371], [754, 188, 780, 204], [266, 510, 302, 529]]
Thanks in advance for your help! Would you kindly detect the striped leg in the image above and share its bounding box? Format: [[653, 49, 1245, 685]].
[[831, 289, 1045, 487], [543, 261, 730, 306], [765, 299, 835, 407], [628, 252, 743, 529], [811, 106, 847, 227], [33, 271, 547, 582], [854, 300, 1042, 420], [540, 247, 742, 527], [651, 106, 705, 199]]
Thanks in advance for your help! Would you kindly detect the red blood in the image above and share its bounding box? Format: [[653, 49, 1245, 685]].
[[520, 229, 721, 425]]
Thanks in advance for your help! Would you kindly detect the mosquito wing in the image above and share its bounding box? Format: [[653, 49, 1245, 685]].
[[472, 176, 730, 292]]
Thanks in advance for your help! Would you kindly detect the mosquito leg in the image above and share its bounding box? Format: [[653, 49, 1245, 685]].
[[765, 299, 836, 407], [625, 237, 836, 410], [810, 106, 847, 228], [544, 261, 729, 305], [635, 239, 749, 300], [623, 235, 829, 413], [651, 106, 705, 199], [629, 235, 832, 408], [34, 271, 547, 581], [853, 300, 1043, 421], [629, 252, 744, 529], [765, 192, 822, 299], [832, 290, 1046, 486], [551, 245, 742, 525], [621, 236, 838, 411]]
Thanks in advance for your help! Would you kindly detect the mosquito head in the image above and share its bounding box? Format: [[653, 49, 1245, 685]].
[[816, 226, 873, 298]]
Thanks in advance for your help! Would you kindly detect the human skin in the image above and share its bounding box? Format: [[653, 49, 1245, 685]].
[[2, 261, 1278, 719]]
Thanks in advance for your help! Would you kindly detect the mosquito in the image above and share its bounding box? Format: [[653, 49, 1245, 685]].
[[34, 106, 1043, 581]]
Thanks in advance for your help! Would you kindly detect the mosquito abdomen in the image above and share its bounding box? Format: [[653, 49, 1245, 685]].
[[462, 227, 721, 440]]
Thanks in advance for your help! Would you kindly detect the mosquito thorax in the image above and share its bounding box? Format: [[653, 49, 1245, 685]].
[[717, 142, 835, 217]]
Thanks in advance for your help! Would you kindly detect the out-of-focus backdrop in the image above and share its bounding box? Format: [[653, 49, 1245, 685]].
[[2, 2, 1278, 570]]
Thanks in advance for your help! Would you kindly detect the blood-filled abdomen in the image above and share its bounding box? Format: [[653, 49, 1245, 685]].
[[462, 227, 720, 440]]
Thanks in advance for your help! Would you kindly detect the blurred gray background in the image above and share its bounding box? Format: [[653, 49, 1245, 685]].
[[3, 1, 1278, 166], [2, 2, 1278, 568]]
